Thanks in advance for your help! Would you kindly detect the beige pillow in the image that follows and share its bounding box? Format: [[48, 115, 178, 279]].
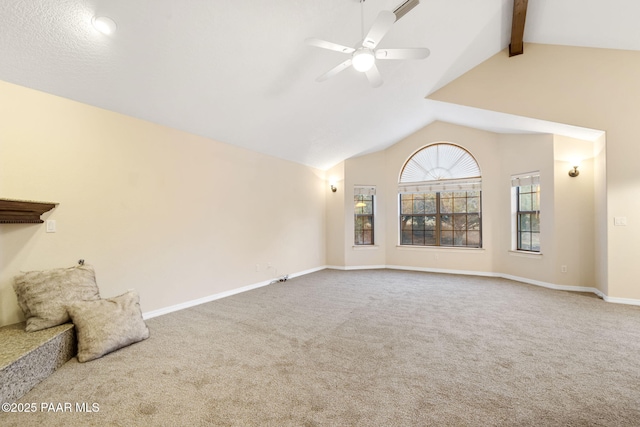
[[13, 265, 101, 332], [66, 291, 150, 363]]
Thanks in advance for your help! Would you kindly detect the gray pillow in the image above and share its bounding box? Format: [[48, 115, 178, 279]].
[[66, 291, 150, 363], [13, 265, 101, 332]]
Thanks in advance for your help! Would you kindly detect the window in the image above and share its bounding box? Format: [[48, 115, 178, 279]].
[[517, 185, 540, 251], [354, 186, 376, 246], [400, 191, 481, 247], [512, 174, 540, 252], [398, 143, 482, 248], [354, 194, 374, 245]]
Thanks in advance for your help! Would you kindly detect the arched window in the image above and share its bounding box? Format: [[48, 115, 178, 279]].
[[398, 143, 482, 247]]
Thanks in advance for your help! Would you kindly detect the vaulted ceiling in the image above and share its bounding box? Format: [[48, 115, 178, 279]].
[[1, 0, 638, 169]]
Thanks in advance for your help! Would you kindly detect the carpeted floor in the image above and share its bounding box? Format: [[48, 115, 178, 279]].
[[2, 269, 640, 426]]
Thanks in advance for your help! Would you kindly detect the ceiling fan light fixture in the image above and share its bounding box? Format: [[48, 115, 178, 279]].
[[92, 16, 117, 35], [352, 48, 375, 72]]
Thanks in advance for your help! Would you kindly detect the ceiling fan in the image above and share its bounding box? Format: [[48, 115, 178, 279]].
[[305, 0, 430, 87]]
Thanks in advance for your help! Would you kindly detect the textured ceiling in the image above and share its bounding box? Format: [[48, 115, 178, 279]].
[[1, 0, 637, 169]]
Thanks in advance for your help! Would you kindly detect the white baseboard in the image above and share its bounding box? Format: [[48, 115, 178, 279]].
[[498, 273, 599, 294], [599, 294, 640, 306], [143, 264, 640, 320], [287, 265, 327, 278], [386, 264, 496, 278], [143, 279, 272, 320], [143, 265, 326, 320], [333, 264, 640, 307], [326, 265, 386, 271], [489, 274, 640, 306]]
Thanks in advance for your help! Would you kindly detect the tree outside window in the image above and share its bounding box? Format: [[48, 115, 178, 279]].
[[400, 191, 481, 247]]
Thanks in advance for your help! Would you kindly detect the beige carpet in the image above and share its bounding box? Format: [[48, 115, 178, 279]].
[[2, 269, 640, 426]]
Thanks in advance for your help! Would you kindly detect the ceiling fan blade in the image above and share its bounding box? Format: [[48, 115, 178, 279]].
[[376, 48, 430, 60], [362, 10, 396, 49], [305, 37, 355, 54], [365, 64, 383, 88], [316, 59, 353, 82]]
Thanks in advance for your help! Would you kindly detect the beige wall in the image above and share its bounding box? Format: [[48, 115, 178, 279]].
[[494, 134, 555, 283], [344, 152, 386, 267], [2, 43, 624, 327], [429, 43, 640, 300], [332, 121, 597, 291], [325, 162, 345, 266], [493, 134, 596, 288], [552, 135, 597, 289], [593, 134, 608, 294], [0, 80, 326, 327], [383, 122, 499, 273]]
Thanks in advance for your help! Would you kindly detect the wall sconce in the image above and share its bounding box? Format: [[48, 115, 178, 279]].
[[568, 165, 580, 178], [330, 185, 337, 193]]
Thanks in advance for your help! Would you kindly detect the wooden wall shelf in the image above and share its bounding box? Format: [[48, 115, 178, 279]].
[[0, 198, 57, 224]]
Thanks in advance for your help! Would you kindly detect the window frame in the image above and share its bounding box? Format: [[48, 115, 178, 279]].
[[515, 183, 541, 252], [354, 194, 374, 246], [399, 190, 482, 248], [398, 142, 483, 249]]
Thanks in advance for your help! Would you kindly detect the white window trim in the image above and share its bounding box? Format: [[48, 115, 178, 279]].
[[397, 177, 482, 194], [511, 171, 541, 252], [511, 172, 540, 188], [354, 185, 376, 246], [354, 185, 376, 196], [396, 245, 485, 253], [508, 250, 543, 257]]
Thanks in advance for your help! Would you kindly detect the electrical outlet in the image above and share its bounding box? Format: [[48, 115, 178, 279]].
[[255, 264, 260, 272], [561, 265, 567, 273], [614, 217, 628, 226], [267, 262, 272, 269]]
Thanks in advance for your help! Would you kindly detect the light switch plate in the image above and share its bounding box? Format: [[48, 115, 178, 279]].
[[46, 219, 56, 233]]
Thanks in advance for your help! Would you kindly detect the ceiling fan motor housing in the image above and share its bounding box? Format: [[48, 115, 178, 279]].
[[352, 48, 376, 72]]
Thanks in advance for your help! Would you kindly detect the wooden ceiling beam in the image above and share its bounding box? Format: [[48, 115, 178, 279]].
[[509, 0, 528, 57]]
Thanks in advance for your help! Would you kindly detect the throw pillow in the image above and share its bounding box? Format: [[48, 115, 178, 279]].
[[13, 265, 101, 332], [66, 291, 150, 362]]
